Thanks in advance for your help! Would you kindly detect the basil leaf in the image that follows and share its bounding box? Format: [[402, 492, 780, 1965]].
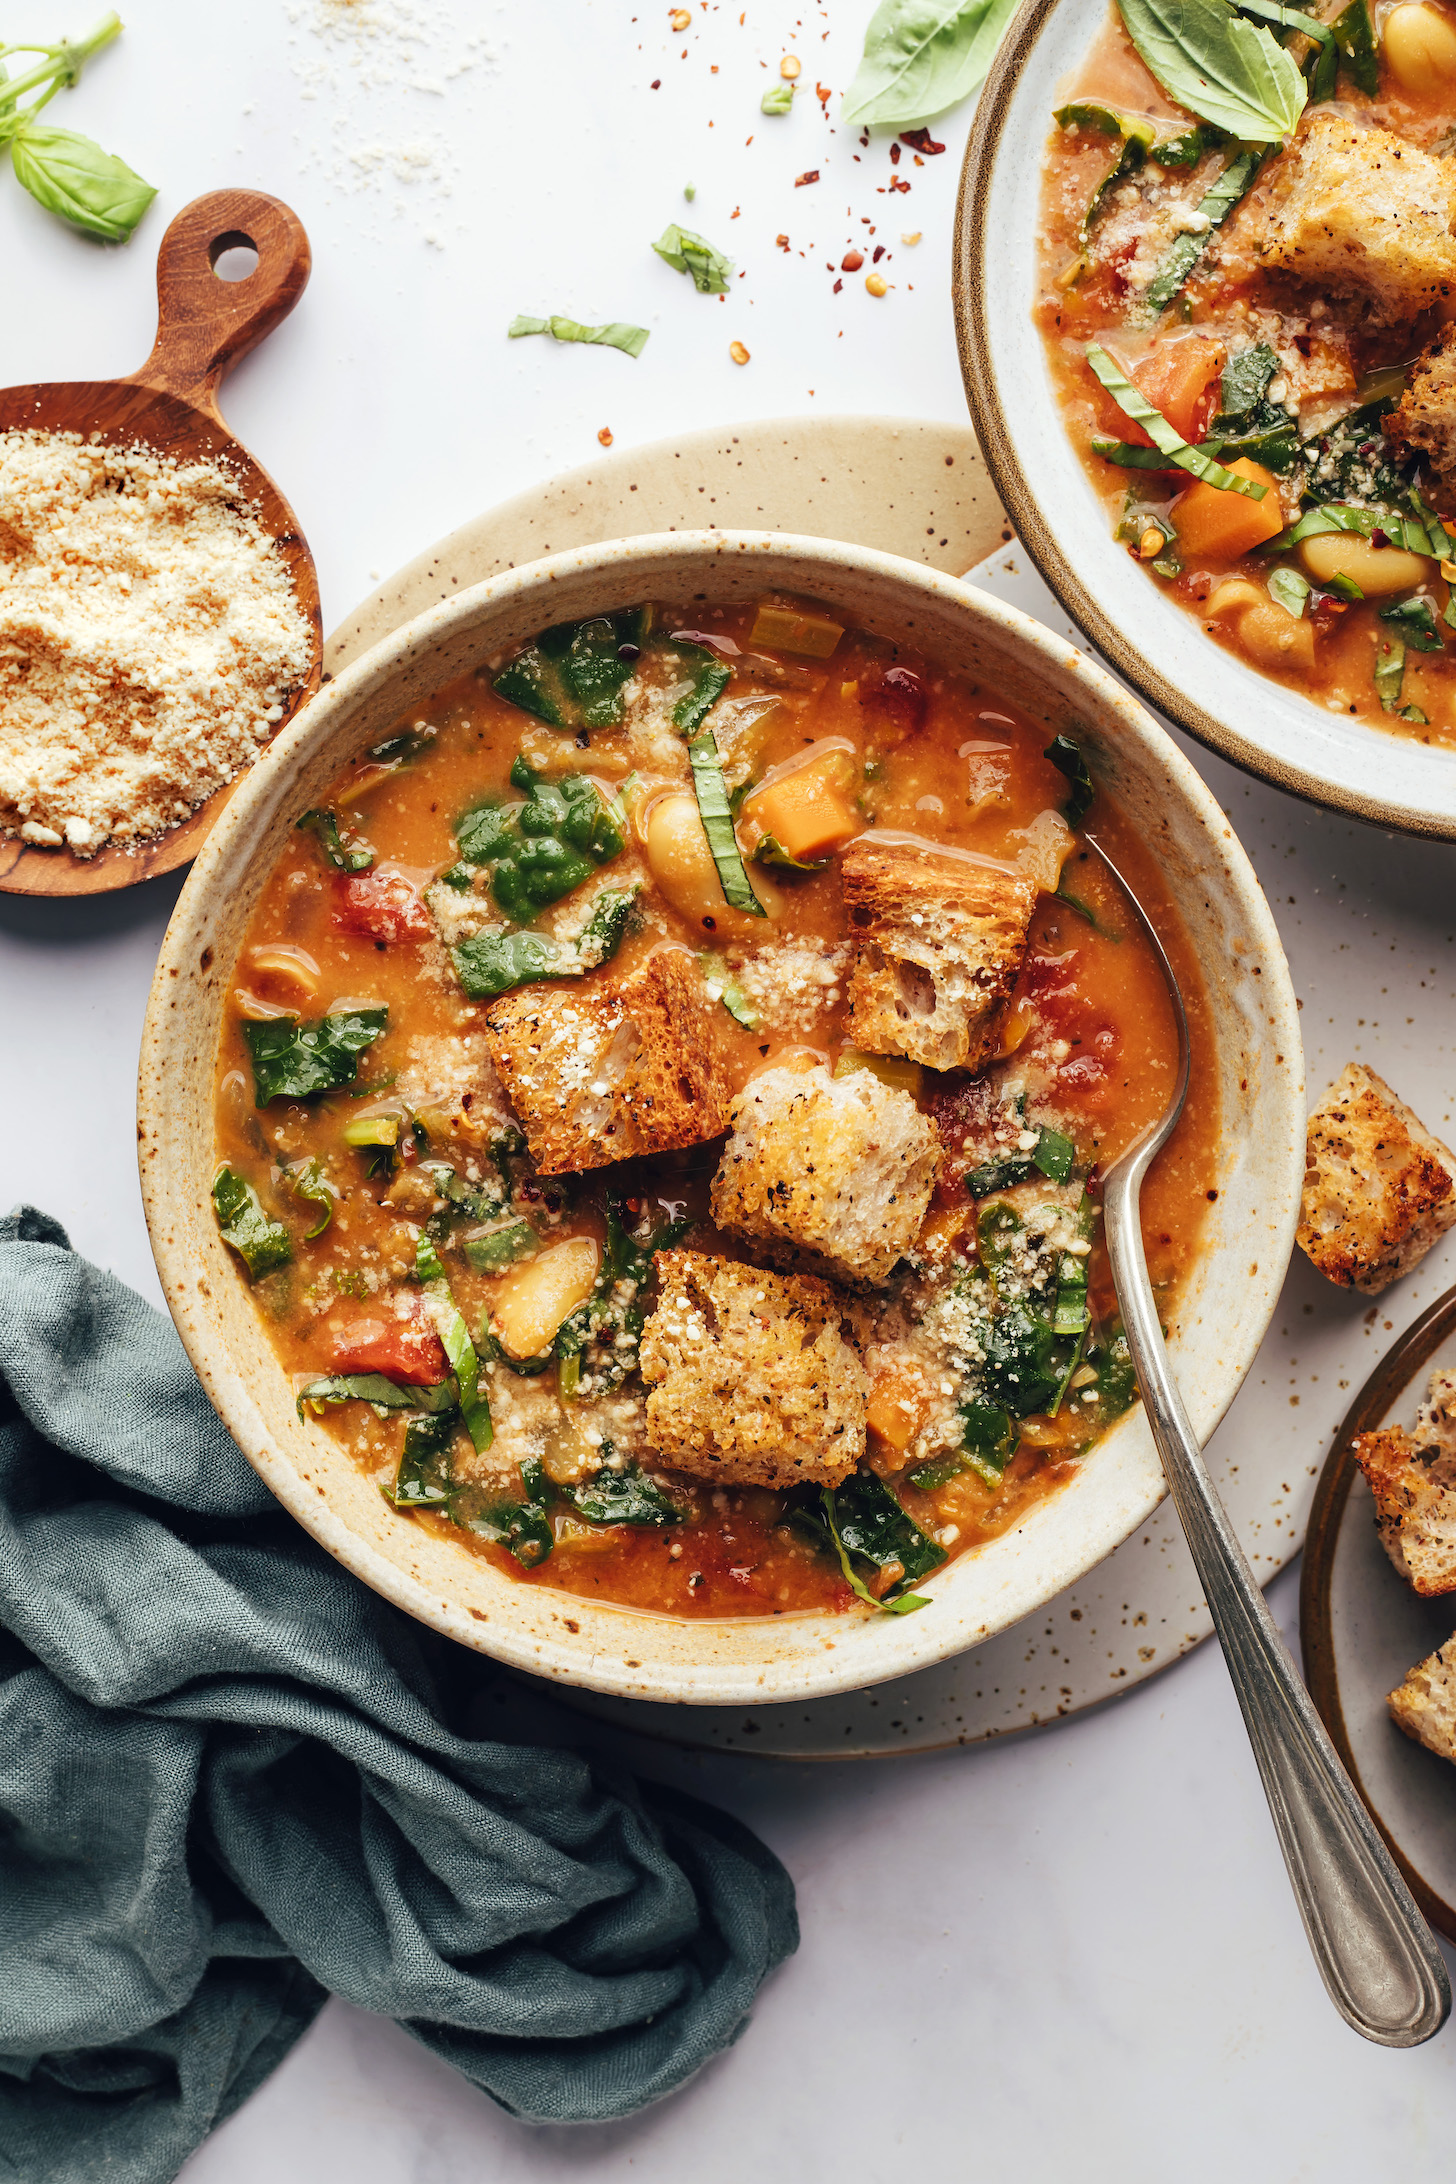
[[687, 728, 767, 917], [1091, 436, 1189, 470], [1330, 0, 1378, 94], [1267, 567, 1311, 618], [298, 807, 374, 872], [1033, 1127, 1076, 1183], [463, 1221, 539, 1274], [566, 1464, 683, 1526], [966, 1126, 1077, 1197], [245, 1008, 388, 1106], [1379, 597, 1444, 654], [843, 0, 1022, 128], [1144, 149, 1262, 311], [212, 1166, 291, 1279], [458, 1492, 554, 1566], [9, 121, 155, 242], [297, 1374, 457, 1416], [508, 313, 648, 358], [1266, 503, 1434, 555], [387, 1411, 459, 1508], [1086, 345, 1269, 499], [571, 887, 638, 973], [450, 933, 558, 1000], [982, 1305, 1062, 1417], [1375, 637, 1407, 713], [762, 79, 795, 112], [1113, 0, 1306, 142], [827, 1472, 947, 1592], [673, 656, 733, 733], [701, 952, 762, 1028], [959, 1397, 1017, 1485], [415, 1241, 492, 1453], [1089, 1331, 1139, 1418], [1218, 341, 1280, 420], [1055, 884, 1122, 941], [1044, 731, 1095, 824], [1233, 0, 1332, 44], [495, 611, 643, 730], [753, 832, 830, 871], [652, 222, 733, 293]]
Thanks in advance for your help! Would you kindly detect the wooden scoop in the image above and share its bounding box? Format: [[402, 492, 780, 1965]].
[[0, 188, 321, 899]]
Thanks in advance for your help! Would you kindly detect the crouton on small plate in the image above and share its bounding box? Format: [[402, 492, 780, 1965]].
[[710, 1061, 940, 1287], [1257, 113, 1456, 323], [639, 1248, 867, 1488], [1297, 1063, 1456, 1294], [1352, 1418, 1456, 1597], [840, 836, 1037, 1072], [1388, 1636, 1456, 1766], [1390, 323, 1456, 505], [480, 949, 731, 1176]]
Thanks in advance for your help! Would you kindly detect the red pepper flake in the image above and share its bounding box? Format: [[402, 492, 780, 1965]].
[[776, 232, 790, 250], [871, 243, 885, 263], [900, 128, 945, 154], [598, 427, 614, 447], [816, 81, 831, 104], [889, 175, 911, 193], [730, 205, 741, 217], [833, 277, 842, 292], [890, 142, 901, 164], [650, 77, 661, 87], [795, 169, 820, 186], [841, 248, 863, 270]]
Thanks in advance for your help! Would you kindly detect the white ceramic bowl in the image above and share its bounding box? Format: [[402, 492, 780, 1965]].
[[139, 531, 1304, 1706], [955, 0, 1456, 842]]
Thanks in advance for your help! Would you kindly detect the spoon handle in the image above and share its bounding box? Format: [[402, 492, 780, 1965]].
[[1103, 1173, 1450, 2046]]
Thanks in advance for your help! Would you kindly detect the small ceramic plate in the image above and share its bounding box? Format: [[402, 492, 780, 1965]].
[[1301, 1290, 1456, 1941], [954, 0, 1456, 843]]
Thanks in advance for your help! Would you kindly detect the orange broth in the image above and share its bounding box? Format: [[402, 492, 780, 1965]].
[[213, 596, 1219, 1619]]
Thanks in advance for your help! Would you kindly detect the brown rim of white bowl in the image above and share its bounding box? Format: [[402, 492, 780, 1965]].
[[953, 0, 1456, 844], [138, 529, 1305, 1706]]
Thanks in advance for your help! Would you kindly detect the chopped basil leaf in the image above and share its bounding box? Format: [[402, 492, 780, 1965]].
[[1232, 0, 1332, 44], [1055, 885, 1122, 941], [762, 78, 795, 112], [1265, 503, 1435, 557], [1267, 567, 1311, 619], [297, 1374, 457, 1416], [457, 1489, 554, 1566], [1375, 638, 1407, 713], [1044, 731, 1095, 825], [966, 1126, 1077, 1198], [1087, 345, 1268, 499], [297, 807, 374, 871], [1113, 0, 1306, 143], [507, 314, 648, 358], [413, 1241, 492, 1453], [959, 1397, 1017, 1485], [753, 832, 830, 872], [701, 951, 762, 1028], [687, 727, 768, 917], [1329, 0, 1378, 94], [1219, 343, 1279, 420], [212, 1166, 292, 1279], [1379, 597, 1444, 654], [1143, 150, 1262, 312], [673, 656, 733, 733], [565, 1464, 683, 1525], [245, 1008, 388, 1107], [653, 222, 733, 293], [463, 1221, 540, 1274]]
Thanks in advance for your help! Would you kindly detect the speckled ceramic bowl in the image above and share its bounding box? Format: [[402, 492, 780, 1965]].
[[955, 0, 1456, 842], [139, 531, 1304, 1706]]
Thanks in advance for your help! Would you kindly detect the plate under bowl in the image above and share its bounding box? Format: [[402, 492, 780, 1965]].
[[139, 529, 1304, 1707], [954, 0, 1456, 841]]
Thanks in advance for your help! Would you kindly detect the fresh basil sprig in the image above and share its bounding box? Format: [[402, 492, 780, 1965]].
[[843, 0, 1022, 127], [0, 15, 155, 241], [508, 315, 649, 359], [1115, 0, 1306, 143], [1086, 345, 1269, 501]]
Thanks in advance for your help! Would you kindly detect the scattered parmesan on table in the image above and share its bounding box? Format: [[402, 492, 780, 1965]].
[[0, 429, 314, 855]]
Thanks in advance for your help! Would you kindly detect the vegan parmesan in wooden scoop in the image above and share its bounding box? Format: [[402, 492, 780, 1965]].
[[0, 428, 314, 855]]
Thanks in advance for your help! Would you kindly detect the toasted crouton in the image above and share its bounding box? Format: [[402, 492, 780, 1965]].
[[710, 1061, 940, 1287], [1389, 323, 1456, 505], [1352, 1423, 1456, 1596], [1297, 1063, 1456, 1294], [841, 838, 1037, 1072], [1256, 113, 1456, 324], [1388, 1637, 1456, 1765], [639, 1248, 867, 1488], [480, 949, 731, 1176]]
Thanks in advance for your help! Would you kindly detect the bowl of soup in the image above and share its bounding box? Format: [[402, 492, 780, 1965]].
[[957, 0, 1456, 838], [139, 531, 1303, 1705]]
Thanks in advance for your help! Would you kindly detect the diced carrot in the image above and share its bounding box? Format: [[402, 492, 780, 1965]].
[[1089, 334, 1227, 449], [867, 1373, 927, 1453], [742, 749, 858, 860], [1171, 459, 1285, 559]]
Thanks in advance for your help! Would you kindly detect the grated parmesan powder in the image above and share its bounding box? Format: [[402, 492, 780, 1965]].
[[0, 429, 314, 854]]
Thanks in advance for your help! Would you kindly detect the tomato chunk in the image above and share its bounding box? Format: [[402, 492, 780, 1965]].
[[1089, 335, 1227, 451], [334, 872, 432, 944], [326, 1310, 446, 1384]]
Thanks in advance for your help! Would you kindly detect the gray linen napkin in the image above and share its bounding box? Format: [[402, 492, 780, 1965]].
[[0, 1206, 796, 2184]]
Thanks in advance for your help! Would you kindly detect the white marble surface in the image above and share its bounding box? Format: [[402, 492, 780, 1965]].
[[3, 2, 1456, 2176]]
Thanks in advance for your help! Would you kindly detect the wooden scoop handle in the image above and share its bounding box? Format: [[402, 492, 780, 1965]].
[[126, 189, 311, 418]]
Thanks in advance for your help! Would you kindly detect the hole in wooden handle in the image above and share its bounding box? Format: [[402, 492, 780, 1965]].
[[210, 231, 259, 283]]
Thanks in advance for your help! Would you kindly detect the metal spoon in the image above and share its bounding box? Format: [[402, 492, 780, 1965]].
[[1090, 837, 1451, 2048]]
